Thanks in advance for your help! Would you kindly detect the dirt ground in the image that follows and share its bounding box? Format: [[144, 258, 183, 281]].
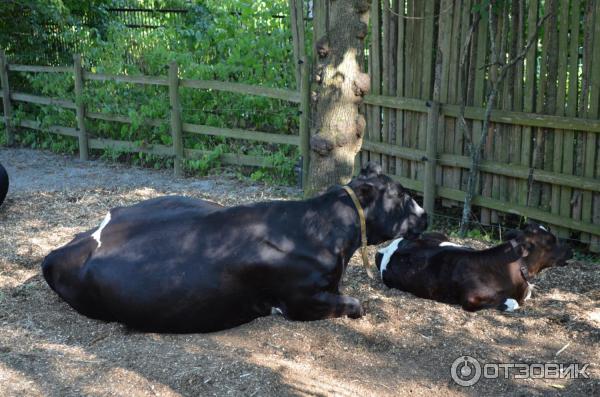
[[0, 148, 598, 397]]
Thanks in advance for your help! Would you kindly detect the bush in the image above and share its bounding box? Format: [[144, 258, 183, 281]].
[[6, 0, 305, 185]]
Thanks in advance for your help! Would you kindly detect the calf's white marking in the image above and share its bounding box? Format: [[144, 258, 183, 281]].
[[503, 298, 520, 312], [92, 211, 111, 248], [377, 238, 403, 276], [439, 242, 463, 248], [539, 225, 548, 232]]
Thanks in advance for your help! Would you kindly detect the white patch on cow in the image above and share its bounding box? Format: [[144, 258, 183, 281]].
[[503, 298, 520, 312], [539, 225, 548, 232], [271, 307, 283, 316], [377, 238, 403, 276], [439, 242, 463, 248], [524, 282, 534, 301], [91, 211, 111, 248], [411, 198, 425, 217]]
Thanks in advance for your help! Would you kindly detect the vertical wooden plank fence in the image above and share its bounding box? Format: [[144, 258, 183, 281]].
[[423, 100, 440, 221], [359, 0, 600, 250], [587, 1, 600, 251]]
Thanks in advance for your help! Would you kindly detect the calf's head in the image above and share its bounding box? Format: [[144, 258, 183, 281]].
[[348, 162, 427, 244], [504, 222, 573, 275]]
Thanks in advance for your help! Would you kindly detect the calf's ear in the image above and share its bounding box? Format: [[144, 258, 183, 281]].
[[358, 162, 383, 179]]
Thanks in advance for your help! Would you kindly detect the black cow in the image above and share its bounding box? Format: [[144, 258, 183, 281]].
[[42, 163, 428, 332], [375, 223, 572, 312], [0, 162, 8, 206]]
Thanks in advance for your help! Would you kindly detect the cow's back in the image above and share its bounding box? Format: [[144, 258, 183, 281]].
[[378, 236, 473, 303], [41, 196, 225, 324]]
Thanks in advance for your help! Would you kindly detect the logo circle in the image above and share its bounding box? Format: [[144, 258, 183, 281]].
[[451, 355, 482, 387]]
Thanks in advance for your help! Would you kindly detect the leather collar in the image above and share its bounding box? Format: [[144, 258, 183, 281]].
[[342, 186, 374, 279], [509, 239, 530, 282]]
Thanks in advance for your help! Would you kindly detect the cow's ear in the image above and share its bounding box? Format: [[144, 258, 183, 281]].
[[358, 162, 382, 179], [355, 181, 377, 203]]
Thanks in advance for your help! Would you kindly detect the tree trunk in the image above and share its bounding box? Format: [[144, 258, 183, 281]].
[[305, 0, 372, 196]]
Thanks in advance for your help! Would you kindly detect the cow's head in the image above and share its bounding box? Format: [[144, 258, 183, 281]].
[[504, 222, 573, 275], [348, 162, 427, 244]]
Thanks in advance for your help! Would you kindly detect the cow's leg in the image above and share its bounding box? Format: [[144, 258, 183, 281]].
[[460, 290, 504, 312], [283, 292, 364, 321]]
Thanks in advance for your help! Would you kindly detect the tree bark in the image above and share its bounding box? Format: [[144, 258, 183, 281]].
[[305, 0, 371, 196]]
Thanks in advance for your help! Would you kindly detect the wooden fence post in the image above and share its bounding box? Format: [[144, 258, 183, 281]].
[[168, 61, 183, 177], [289, 0, 301, 88], [299, 57, 310, 192], [0, 50, 14, 146], [423, 100, 440, 225], [73, 54, 89, 160]]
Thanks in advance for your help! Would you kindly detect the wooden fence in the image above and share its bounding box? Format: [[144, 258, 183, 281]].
[[346, 0, 600, 250], [0, 51, 311, 185], [2, 0, 599, 250]]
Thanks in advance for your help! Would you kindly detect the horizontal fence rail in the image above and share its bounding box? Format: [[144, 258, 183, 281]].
[[361, 94, 600, 240], [180, 79, 301, 103], [0, 51, 310, 173], [1, 48, 599, 246], [363, 95, 600, 133], [84, 72, 169, 86], [8, 64, 73, 73]]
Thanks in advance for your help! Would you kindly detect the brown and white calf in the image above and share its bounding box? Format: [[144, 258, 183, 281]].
[[375, 223, 572, 312]]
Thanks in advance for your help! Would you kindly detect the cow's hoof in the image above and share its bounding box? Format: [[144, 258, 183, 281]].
[[347, 304, 365, 319]]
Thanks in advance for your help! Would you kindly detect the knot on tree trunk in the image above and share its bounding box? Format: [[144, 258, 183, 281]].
[[355, 22, 369, 39], [316, 38, 331, 59], [355, 114, 366, 138], [314, 68, 323, 84], [311, 90, 318, 103], [352, 0, 371, 13], [310, 135, 335, 156], [352, 72, 371, 97]]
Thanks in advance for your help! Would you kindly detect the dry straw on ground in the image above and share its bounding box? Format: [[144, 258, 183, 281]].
[[0, 148, 598, 396]]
